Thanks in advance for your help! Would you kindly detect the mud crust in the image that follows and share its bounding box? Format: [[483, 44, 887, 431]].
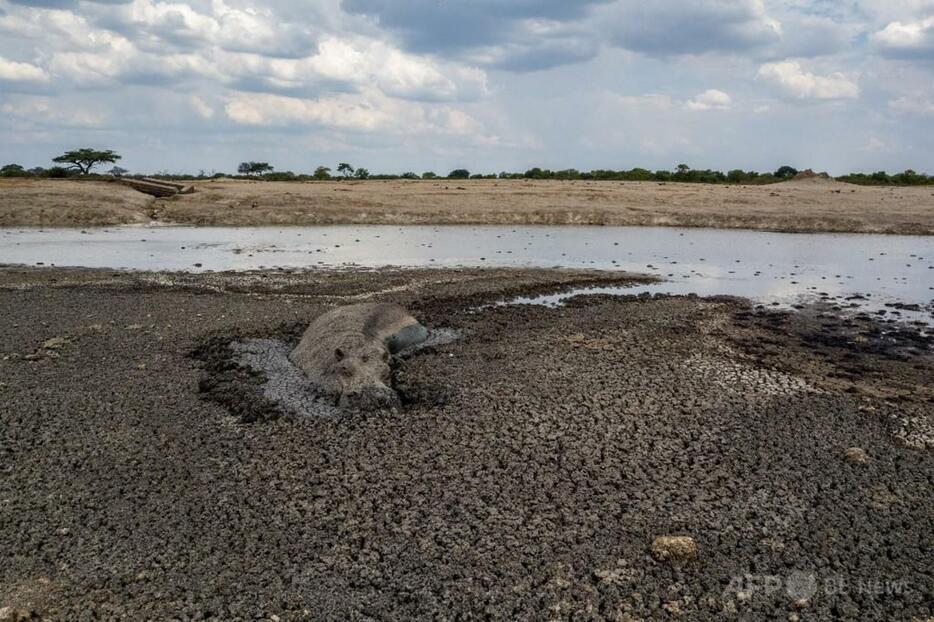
[[1, 266, 931, 621]]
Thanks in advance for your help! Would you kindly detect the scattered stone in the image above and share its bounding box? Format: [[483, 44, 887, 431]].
[[844, 447, 869, 464], [42, 336, 69, 350], [0, 609, 39, 622], [651, 536, 698, 564]]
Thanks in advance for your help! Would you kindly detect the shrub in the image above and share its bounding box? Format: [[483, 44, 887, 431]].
[[0, 164, 27, 177]]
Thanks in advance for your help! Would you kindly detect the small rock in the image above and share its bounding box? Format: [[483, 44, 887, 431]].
[[0, 609, 37, 622], [125, 324, 144, 331], [844, 447, 868, 464], [651, 536, 697, 564], [42, 336, 68, 350]]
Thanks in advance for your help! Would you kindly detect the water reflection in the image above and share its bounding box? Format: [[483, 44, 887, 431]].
[[1, 225, 931, 322]]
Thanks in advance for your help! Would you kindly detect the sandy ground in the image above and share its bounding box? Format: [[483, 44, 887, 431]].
[[0, 179, 152, 227], [2, 177, 933, 234], [1, 266, 931, 620]]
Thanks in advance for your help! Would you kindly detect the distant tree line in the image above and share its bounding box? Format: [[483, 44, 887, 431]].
[[834, 170, 931, 186], [2, 150, 932, 187]]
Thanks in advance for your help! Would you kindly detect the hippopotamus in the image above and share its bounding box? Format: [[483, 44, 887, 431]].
[[289, 303, 429, 410]]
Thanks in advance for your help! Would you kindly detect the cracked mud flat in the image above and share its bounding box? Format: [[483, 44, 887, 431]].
[[0, 266, 932, 621]]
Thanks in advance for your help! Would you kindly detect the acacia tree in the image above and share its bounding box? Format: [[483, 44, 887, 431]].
[[237, 162, 273, 176], [52, 148, 121, 175], [337, 162, 354, 178], [313, 166, 332, 180], [1, 164, 26, 177]]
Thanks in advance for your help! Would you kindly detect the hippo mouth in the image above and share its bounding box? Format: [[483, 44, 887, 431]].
[[338, 384, 400, 411]]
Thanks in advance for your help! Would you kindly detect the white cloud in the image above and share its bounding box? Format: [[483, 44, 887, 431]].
[[872, 15, 934, 57], [889, 96, 934, 114], [89, 0, 316, 58], [615, 91, 732, 112], [298, 38, 487, 102], [224, 89, 487, 137], [190, 95, 215, 119], [1, 97, 105, 127], [757, 60, 859, 100], [0, 57, 48, 82], [613, 94, 677, 110], [686, 89, 733, 110]]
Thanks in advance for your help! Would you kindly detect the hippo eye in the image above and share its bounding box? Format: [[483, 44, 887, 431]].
[[334, 348, 345, 361]]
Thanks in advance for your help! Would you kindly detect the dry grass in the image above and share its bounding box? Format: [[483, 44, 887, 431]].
[[2, 177, 933, 233]]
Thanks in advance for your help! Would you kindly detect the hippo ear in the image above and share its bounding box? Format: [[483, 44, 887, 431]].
[[334, 347, 345, 361]]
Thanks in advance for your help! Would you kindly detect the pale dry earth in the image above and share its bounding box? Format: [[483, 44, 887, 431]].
[[0, 179, 152, 227], [2, 177, 932, 234]]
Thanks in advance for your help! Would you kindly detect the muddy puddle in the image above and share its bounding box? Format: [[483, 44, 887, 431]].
[[1, 224, 931, 324]]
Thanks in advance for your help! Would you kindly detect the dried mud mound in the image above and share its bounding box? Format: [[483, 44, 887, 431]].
[[192, 323, 457, 423]]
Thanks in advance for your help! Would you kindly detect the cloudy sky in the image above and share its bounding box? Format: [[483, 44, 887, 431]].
[[1, 0, 932, 175]]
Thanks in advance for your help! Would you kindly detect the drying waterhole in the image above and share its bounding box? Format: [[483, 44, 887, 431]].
[[0, 264, 931, 620], [2, 224, 932, 324]]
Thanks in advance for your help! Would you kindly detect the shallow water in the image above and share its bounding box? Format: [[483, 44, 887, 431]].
[[1, 224, 932, 322]]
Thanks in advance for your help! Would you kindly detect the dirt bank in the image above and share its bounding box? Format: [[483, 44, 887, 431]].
[[0, 178, 153, 227], [1, 266, 931, 620], [2, 177, 933, 234]]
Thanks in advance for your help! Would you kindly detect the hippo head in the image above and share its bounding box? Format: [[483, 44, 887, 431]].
[[328, 334, 399, 410]]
